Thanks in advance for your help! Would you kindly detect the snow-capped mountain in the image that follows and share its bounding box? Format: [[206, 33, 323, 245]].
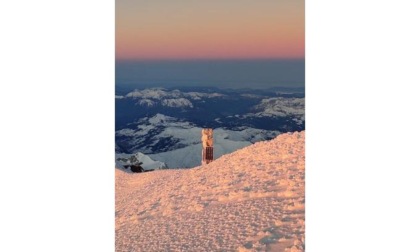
[[125, 88, 225, 100], [116, 131, 305, 252], [161, 98, 193, 108], [123, 88, 225, 108], [137, 99, 156, 107], [115, 152, 167, 171], [247, 97, 305, 124]]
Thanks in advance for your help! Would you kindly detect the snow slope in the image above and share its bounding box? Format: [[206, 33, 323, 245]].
[[115, 131, 305, 252], [149, 138, 250, 169]]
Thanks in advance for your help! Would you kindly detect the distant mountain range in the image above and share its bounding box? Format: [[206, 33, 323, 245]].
[[115, 87, 304, 168]]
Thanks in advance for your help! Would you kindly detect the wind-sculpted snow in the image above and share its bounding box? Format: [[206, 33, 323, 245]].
[[116, 131, 305, 252]]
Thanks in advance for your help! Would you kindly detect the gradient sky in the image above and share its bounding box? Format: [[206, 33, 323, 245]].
[[116, 0, 304, 60]]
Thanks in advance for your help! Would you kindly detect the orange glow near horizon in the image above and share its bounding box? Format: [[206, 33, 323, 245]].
[[116, 0, 304, 60]]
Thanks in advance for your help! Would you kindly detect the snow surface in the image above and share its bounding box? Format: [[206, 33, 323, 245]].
[[116, 131, 305, 252]]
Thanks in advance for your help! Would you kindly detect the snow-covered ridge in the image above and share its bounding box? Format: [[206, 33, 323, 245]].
[[247, 97, 305, 124], [162, 98, 193, 108], [122, 88, 225, 108], [137, 99, 156, 107], [126, 88, 173, 99], [116, 131, 305, 251], [115, 152, 166, 171], [185, 91, 225, 100]]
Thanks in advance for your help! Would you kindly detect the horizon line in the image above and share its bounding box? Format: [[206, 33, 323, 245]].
[[116, 57, 305, 62]]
